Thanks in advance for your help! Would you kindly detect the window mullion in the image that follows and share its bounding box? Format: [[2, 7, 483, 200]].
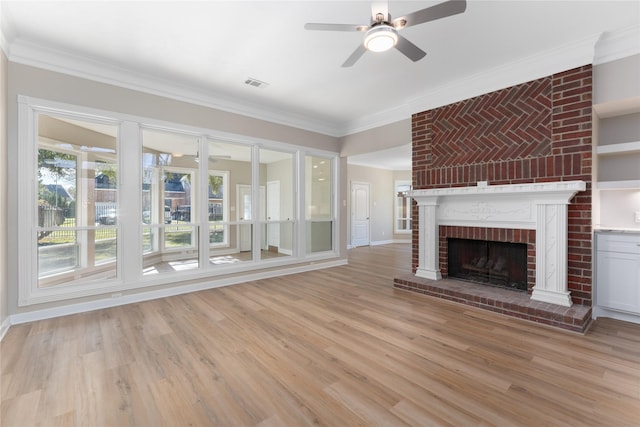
[[120, 121, 141, 282], [296, 150, 305, 258], [251, 145, 260, 262], [198, 137, 209, 269]]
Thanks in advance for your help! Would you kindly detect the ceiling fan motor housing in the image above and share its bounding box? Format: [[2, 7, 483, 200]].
[[364, 24, 398, 52]]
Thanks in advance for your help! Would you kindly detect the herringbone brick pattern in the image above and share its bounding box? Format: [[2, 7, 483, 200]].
[[430, 77, 552, 167]]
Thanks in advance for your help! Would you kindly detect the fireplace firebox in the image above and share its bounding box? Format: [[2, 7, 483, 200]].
[[447, 238, 527, 291]]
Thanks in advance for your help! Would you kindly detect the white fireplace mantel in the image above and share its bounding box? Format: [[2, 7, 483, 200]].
[[410, 181, 586, 307]]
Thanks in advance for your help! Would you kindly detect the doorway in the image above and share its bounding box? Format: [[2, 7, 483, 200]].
[[237, 184, 265, 252], [351, 181, 370, 247]]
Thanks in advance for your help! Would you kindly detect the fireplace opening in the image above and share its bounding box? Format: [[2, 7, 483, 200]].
[[447, 238, 527, 291]]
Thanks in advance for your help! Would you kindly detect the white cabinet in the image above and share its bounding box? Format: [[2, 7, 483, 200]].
[[596, 232, 640, 315]]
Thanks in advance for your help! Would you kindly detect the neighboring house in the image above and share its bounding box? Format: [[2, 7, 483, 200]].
[[42, 183, 72, 201]]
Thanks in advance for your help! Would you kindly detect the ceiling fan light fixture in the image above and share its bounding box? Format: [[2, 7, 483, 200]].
[[364, 25, 398, 52]]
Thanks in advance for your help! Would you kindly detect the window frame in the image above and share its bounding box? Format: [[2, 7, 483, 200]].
[[394, 180, 412, 235], [18, 97, 125, 306], [17, 95, 341, 306]]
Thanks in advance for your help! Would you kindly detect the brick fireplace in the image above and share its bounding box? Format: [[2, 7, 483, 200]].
[[393, 65, 593, 332]]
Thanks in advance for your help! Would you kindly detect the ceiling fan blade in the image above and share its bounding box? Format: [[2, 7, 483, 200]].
[[393, 0, 466, 29], [395, 35, 427, 62], [342, 44, 367, 67], [304, 23, 368, 32]]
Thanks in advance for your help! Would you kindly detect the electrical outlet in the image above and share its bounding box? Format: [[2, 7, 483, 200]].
[[635, 211, 640, 223]]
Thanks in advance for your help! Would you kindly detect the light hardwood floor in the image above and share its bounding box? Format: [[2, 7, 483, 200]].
[[2, 244, 639, 426]]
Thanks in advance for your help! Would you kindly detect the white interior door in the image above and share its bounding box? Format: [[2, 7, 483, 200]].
[[267, 181, 280, 248], [238, 185, 252, 251], [351, 182, 370, 247], [237, 184, 266, 252]]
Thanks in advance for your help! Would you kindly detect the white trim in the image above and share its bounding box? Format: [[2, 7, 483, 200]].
[[9, 258, 348, 325], [370, 240, 394, 246], [370, 239, 411, 246], [594, 25, 640, 66], [596, 141, 640, 155], [593, 306, 640, 325], [596, 180, 640, 190], [0, 317, 10, 342]]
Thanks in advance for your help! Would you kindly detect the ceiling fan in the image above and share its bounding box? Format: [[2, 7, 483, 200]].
[[304, 0, 466, 67]]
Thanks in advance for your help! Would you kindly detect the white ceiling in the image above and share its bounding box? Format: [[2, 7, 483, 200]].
[[2, 0, 639, 169]]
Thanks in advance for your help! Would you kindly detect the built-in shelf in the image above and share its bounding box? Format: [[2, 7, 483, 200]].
[[596, 141, 640, 155], [596, 180, 640, 190], [593, 96, 640, 119]]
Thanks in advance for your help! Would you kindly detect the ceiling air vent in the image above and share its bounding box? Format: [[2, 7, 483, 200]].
[[244, 78, 269, 89]]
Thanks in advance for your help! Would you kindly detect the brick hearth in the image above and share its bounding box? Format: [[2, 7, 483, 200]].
[[394, 274, 592, 333]]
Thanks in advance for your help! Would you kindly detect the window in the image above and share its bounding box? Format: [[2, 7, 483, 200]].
[[260, 148, 295, 259], [18, 96, 340, 306], [306, 155, 333, 253], [394, 180, 412, 234], [141, 129, 199, 275], [207, 140, 253, 264], [37, 114, 119, 287], [207, 170, 228, 247]]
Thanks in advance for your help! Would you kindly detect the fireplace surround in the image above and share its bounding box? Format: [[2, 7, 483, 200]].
[[393, 181, 592, 332], [409, 181, 585, 306]]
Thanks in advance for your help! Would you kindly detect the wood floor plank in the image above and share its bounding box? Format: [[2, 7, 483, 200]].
[[2, 244, 640, 426]]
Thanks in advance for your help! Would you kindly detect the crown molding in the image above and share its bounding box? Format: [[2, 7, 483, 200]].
[[337, 103, 412, 136], [7, 38, 342, 137], [4, 23, 638, 138], [594, 25, 640, 65]]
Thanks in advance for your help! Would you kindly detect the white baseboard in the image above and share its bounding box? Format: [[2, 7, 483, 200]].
[[371, 239, 411, 246], [371, 240, 394, 246], [349, 240, 410, 248], [0, 317, 10, 342], [9, 258, 348, 326], [593, 306, 640, 325]]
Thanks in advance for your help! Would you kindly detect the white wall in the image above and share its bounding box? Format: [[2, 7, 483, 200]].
[[597, 190, 640, 230], [339, 119, 411, 157], [594, 54, 640, 105]]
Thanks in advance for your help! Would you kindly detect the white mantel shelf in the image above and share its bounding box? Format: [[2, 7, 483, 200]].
[[410, 180, 586, 307]]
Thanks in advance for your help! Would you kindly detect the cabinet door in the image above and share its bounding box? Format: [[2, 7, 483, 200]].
[[597, 251, 640, 313]]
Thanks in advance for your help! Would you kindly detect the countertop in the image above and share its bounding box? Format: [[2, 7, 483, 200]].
[[594, 228, 640, 234]]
